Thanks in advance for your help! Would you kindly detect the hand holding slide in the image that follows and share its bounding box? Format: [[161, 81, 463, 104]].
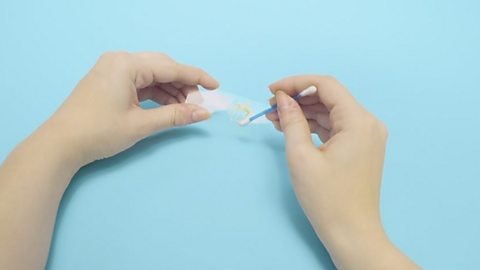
[[0, 52, 219, 269], [48, 52, 219, 166]]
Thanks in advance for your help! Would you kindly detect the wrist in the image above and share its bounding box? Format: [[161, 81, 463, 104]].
[[38, 115, 93, 169], [324, 222, 389, 252], [316, 219, 419, 269], [2, 124, 82, 196], [27, 122, 85, 174], [317, 219, 394, 268]]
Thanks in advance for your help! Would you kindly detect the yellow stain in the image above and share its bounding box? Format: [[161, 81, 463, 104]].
[[228, 103, 253, 122]]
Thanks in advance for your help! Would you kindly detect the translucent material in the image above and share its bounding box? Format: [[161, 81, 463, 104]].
[[186, 90, 269, 125]]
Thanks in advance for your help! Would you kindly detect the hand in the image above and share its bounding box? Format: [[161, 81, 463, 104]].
[[43, 52, 219, 167], [267, 75, 418, 269], [0, 52, 219, 270], [267, 75, 387, 239]]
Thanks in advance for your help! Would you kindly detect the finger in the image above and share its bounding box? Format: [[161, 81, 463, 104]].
[[180, 85, 199, 100], [303, 111, 331, 130], [138, 86, 178, 105], [273, 117, 329, 139], [276, 91, 313, 151], [267, 105, 324, 119], [170, 62, 219, 89], [272, 120, 282, 132], [150, 88, 179, 105], [301, 103, 329, 114], [298, 95, 320, 105], [131, 52, 220, 90], [133, 103, 211, 137], [137, 87, 152, 102], [176, 92, 187, 103], [269, 96, 275, 106], [269, 95, 319, 107], [269, 106, 329, 125], [269, 75, 358, 112], [172, 82, 184, 89], [152, 89, 179, 105], [266, 111, 279, 121], [304, 120, 331, 143], [316, 125, 331, 143], [158, 83, 185, 103]]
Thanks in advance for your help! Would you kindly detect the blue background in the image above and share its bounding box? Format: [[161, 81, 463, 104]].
[[1, 0, 479, 269]]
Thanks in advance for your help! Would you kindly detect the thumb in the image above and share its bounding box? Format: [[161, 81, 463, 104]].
[[136, 103, 210, 135], [276, 91, 313, 151]]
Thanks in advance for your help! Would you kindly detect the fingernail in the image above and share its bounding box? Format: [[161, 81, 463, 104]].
[[268, 97, 276, 106], [192, 109, 210, 122], [275, 91, 290, 110]]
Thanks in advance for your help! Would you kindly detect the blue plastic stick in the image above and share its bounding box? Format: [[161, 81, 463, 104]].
[[238, 85, 317, 126], [247, 92, 303, 123]]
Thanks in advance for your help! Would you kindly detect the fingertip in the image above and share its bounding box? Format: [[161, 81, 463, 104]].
[[266, 111, 279, 121], [201, 74, 220, 90], [272, 120, 282, 132], [269, 75, 299, 91], [268, 97, 276, 106], [268, 83, 277, 92], [191, 108, 211, 122], [275, 90, 292, 110], [181, 85, 198, 98], [167, 96, 179, 105], [184, 103, 211, 122], [268, 78, 287, 92], [275, 90, 285, 96], [212, 80, 220, 89]]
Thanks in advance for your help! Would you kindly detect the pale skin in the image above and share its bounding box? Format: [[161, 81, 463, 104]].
[[0, 52, 419, 270], [266, 76, 420, 269]]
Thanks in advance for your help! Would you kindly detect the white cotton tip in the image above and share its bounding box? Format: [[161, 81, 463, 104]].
[[238, 118, 251, 126], [298, 85, 318, 97]]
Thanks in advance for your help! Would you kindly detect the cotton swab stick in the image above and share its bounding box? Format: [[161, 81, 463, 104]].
[[238, 85, 317, 126]]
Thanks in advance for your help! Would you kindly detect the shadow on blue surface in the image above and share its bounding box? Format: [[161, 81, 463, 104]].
[[48, 127, 336, 269], [264, 138, 336, 270], [47, 127, 209, 268]]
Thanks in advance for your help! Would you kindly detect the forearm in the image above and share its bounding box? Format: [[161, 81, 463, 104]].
[[0, 52, 219, 269], [319, 223, 420, 270], [0, 124, 80, 269]]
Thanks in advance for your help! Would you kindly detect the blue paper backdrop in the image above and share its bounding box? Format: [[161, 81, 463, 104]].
[[1, 1, 479, 269]]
